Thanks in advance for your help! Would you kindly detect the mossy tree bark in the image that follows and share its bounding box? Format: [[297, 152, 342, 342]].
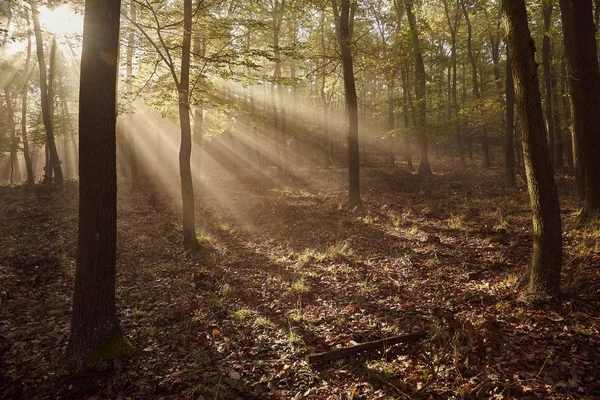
[[67, 0, 127, 366], [558, 0, 600, 222], [332, 0, 362, 207], [502, 0, 562, 298]]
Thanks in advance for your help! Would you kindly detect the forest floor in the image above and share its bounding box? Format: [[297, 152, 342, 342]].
[[1, 160, 599, 399]]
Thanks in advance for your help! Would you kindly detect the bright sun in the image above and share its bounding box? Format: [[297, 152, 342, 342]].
[[38, 4, 83, 36]]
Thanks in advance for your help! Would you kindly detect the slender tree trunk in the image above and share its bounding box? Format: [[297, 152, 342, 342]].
[[4, 89, 20, 184], [505, 45, 516, 187], [503, 0, 562, 298], [126, 0, 140, 191], [405, 0, 431, 175], [387, 77, 395, 166], [401, 69, 413, 171], [67, 0, 129, 367], [30, 0, 63, 184], [559, 0, 600, 222], [542, 0, 555, 166], [19, 9, 35, 186], [332, 0, 361, 207], [551, 62, 564, 169], [178, 0, 200, 250], [320, 13, 331, 168]]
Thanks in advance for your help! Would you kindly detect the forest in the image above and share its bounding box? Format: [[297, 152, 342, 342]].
[[1, 0, 599, 398]]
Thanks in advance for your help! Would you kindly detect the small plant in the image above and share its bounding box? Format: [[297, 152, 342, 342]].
[[219, 283, 233, 297], [409, 224, 422, 235], [288, 328, 305, 347], [288, 309, 304, 324], [357, 277, 375, 296], [446, 214, 464, 230], [297, 248, 325, 266], [326, 240, 353, 260], [198, 232, 213, 243], [424, 257, 440, 268], [233, 308, 252, 322], [290, 278, 310, 296], [253, 316, 272, 329]]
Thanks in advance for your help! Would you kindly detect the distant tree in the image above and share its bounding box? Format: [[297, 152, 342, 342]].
[[332, 0, 361, 207], [124, 0, 140, 192], [20, 8, 35, 186], [67, 0, 131, 366], [30, 0, 63, 184], [502, 0, 562, 297], [404, 0, 431, 176], [126, 0, 202, 250], [558, 0, 600, 222], [542, 0, 555, 165], [504, 43, 516, 187]]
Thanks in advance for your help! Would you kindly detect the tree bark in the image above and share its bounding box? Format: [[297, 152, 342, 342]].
[[126, 0, 140, 192], [542, 0, 555, 166], [505, 44, 516, 187], [332, 0, 361, 207], [178, 0, 201, 250], [405, 0, 431, 176], [4, 89, 20, 184], [502, 0, 562, 297], [558, 0, 600, 222], [19, 8, 35, 186], [30, 0, 63, 184], [67, 0, 128, 367]]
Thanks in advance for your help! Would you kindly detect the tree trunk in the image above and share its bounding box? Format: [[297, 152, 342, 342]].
[[30, 0, 63, 184], [4, 89, 20, 184], [405, 0, 431, 176], [401, 69, 413, 171], [551, 62, 564, 169], [503, 0, 562, 297], [387, 77, 395, 166], [505, 45, 517, 187], [332, 0, 361, 207], [559, 0, 600, 222], [178, 0, 201, 250], [20, 8, 35, 186], [126, 0, 140, 192], [542, 0, 555, 166], [67, 0, 129, 367]]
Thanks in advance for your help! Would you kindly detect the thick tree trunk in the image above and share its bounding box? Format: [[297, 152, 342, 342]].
[[503, 0, 562, 297], [332, 0, 361, 207], [559, 0, 600, 222], [178, 0, 201, 250], [505, 46, 517, 187], [67, 0, 128, 367], [30, 1, 63, 184], [405, 0, 431, 176]]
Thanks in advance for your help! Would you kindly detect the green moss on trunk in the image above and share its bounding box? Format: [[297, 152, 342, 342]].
[[84, 334, 134, 370]]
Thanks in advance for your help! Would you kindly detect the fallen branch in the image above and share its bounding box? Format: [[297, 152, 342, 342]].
[[306, 330, 428, 365]]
